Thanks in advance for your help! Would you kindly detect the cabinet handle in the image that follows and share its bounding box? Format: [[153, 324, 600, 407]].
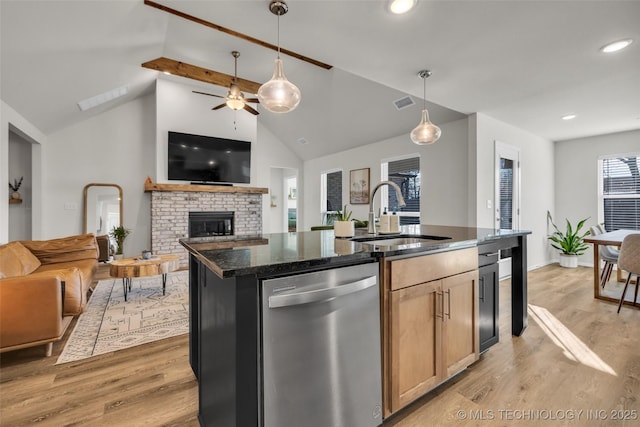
[[445, 289, 451, 319], [480, 277, 485, 302], [482, 252, 499, 257], [436, 291, 444, 319]]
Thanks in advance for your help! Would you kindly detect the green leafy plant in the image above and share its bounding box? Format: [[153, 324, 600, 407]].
[[109, 225, 131, 255], [336, 205, 352, 222], [547, 212, 590, 255]]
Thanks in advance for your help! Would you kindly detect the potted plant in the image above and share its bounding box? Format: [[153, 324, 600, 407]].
[[333, 205, 355, 238], [109, 225, 131, 258], [547, 212, 590, 268]]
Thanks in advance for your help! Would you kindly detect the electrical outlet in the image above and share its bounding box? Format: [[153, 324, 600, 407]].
[[486, 199, 492, 209], [64, 202, 77, 210]]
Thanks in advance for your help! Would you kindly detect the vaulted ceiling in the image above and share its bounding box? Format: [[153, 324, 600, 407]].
[[2, 1, 639, 161]]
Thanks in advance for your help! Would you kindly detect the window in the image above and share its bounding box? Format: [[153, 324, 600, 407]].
[[381, 156, 420, 225], [321, 170, 342, 224], [599, 154, 640, 231]]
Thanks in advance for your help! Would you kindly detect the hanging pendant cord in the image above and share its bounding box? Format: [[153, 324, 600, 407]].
[[423, 76, 426, 110], [277, 12, 281, 58]]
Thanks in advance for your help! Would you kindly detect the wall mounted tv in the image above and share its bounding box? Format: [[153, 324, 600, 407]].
[[167, 131, 251, 184]]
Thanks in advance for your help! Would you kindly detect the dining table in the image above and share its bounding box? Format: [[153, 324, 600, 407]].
[[584, 229, 639, 302]]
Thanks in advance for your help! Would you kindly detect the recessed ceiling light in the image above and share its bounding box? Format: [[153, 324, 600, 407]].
[[388, 0, 417, 15], [600, 38, 633, 53], [562, 114, 577, 121]]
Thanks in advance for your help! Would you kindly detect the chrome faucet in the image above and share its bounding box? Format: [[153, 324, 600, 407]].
[[368, 181, 406, 234]]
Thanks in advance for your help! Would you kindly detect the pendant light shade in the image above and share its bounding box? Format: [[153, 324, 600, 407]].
[[411, 70, 441, 145], [258, 58, 301, 113], [258, 0, 301, 113]]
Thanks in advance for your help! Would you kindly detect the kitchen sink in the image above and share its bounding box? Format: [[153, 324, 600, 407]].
[[350, 234, 452, 248]]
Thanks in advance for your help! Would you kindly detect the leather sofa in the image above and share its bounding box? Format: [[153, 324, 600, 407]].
[[0, 233, 99, 356]]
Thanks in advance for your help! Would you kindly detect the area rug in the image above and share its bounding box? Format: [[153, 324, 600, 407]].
[[56, 270, 189, 364]]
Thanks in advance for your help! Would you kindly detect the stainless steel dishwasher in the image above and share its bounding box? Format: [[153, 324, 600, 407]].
[[261, 262, 382, 427]]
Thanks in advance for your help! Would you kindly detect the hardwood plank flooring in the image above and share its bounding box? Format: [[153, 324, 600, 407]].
[[2, 264, 639, 426]]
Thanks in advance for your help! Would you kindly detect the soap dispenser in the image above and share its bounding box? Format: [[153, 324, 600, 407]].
[[390, 211, 400, 233], [379, 208, 390, 233]]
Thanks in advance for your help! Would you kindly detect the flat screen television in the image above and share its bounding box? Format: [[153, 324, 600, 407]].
[[167, 131, 251, 184]]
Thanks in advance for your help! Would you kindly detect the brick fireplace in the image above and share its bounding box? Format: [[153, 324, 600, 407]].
[[146, 183, 268, 266]]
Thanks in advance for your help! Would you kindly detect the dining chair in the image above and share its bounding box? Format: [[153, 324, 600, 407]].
[[616, 234, 640, 313], [590, 225, 619, 288]]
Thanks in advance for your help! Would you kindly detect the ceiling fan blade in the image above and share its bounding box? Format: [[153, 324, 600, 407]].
[[193, 90, 224, 99], [212, 103, 227, 110], [244, 98, 260, 104], [243, 104, 259, 115]]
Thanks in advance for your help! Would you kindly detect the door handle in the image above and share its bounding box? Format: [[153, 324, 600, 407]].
[[479, 277, 485, 302], [268, 275, 377, 308]]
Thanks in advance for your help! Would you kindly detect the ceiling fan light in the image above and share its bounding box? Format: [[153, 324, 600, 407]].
[[410, 109, 441, 145], [388, 0, 417, 15], [226, 98, 245, 110], [258, 58, 301, 113]]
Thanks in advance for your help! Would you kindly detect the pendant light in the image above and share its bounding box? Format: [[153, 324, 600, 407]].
[[257, 0, 301, 113], [410, 70, 441, 145]]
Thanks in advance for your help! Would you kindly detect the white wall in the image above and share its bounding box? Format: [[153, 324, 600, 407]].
[[302, 118, 470, 230], [474, 113, 555, 270], [155, 78, 257, 183], [555, 129, 640, 266], [43, 94, 156, 255]]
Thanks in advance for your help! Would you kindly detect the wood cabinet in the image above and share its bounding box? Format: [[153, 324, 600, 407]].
[[382, 247, 479, 416]]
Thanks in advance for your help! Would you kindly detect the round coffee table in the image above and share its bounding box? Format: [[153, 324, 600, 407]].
[[109, 254, 180, 301]]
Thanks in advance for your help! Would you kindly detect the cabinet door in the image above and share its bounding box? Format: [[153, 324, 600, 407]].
[[442, 270, 479, 377], [388, 280, 442, 413], [479, 263, 499, 352]]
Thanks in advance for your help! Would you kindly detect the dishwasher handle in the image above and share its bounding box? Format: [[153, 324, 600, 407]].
[[268, 275, 377, 308]]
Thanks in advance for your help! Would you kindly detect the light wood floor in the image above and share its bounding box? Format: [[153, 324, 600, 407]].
[[1, 264, 639, 426]]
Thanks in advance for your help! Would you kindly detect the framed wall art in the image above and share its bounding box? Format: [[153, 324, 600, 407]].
[[349, 168, 370, 204]]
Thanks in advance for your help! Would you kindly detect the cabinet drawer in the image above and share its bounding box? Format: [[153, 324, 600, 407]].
[[478, 242, 500, 267], [389, 247, 478, 291]]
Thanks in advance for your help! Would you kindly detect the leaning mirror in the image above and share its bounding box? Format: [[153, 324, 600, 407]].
[[83, 183, 123, 235]]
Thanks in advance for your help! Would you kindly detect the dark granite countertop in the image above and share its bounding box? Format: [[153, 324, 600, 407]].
[[180, 225, 531, 279]]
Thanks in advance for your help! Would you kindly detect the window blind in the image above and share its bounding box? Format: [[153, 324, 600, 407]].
[[601, 155, 640, 231], [387, 157, 420, 222]]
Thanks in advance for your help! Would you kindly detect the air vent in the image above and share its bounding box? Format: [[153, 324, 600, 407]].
[[393, 96, 415, 110]]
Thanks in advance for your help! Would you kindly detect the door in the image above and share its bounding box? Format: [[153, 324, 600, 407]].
[[442, 270, 479, 377], [269, 167, 298, 233], [389, 280, 442, 412], [495, 141, 521, 278]]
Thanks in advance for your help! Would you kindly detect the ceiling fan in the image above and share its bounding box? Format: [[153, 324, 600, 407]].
[[193, 51, 260, 115]]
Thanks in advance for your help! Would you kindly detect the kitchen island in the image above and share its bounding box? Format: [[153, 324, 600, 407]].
[[181, 225, 530, 427]]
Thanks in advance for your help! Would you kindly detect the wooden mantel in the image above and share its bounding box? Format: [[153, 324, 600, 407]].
[[144, 182, 268, 194]]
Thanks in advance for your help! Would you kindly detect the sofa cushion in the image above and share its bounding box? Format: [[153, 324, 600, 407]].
[[35, 260, 97, 316], [21, 233, 99, 265], [0, 241, 41, 279]]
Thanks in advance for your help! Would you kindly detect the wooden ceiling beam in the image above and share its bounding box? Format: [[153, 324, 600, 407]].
[[144, 0, 332, 70], [141, 57, 262, 94]]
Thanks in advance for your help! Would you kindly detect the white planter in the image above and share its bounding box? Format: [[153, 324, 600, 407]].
[[559, 253, 578, 268], [334, 221, 355, 238]]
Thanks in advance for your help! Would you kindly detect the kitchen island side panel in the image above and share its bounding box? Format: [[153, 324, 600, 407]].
[[197, 259, 259, 427]]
